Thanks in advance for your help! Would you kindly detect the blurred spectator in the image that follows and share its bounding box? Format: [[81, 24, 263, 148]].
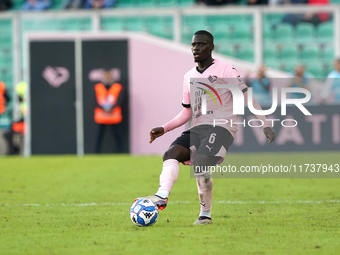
[[268, 0, 288, 5], [281, 0, 307, 27], [247, 0, 268, 5], [63, 0, 83, 9], [195, 0, 231, 5], [287, 64, 314, 99], [22, 0, 52, 11], [320, 58, 340, 104], [0, 0, 12, 11], [284, 0, 306, 4], [245, 64, 272, 105], [282, 0, 329, 27], [307, 0, 330, 25], [0, 81, 10, 116], [3, 82, 26, 155], [94, 70, 124, 153], [281, 2, 302, 26], [83, 0, 115, 9]]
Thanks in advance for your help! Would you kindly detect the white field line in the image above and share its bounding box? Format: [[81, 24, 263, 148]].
[[1, 200, 340, 207]]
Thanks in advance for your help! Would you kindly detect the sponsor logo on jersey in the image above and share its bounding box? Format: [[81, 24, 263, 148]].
[[196, 82, 223, 106], [208, 75, 217, 83]]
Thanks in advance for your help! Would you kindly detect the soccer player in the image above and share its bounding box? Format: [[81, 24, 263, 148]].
[[137, 30, 275, 225]]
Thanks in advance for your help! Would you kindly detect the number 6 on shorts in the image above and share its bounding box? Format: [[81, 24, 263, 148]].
[[208, 133, 216, 144]]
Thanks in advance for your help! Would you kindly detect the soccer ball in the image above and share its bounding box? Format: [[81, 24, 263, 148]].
[[130, 198, 158, 227]]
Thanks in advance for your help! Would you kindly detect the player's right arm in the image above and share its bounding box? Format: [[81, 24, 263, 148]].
[[149, 127, 165, 144], [149, 106, 191, 143], [149, 77, 191, 144]]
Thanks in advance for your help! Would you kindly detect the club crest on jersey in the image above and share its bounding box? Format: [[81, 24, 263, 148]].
[[208, 75, 217, 83]]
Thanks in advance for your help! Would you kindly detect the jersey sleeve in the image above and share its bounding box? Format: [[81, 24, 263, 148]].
[[224, 65, 248, 93], [182, 76, 191, 108]]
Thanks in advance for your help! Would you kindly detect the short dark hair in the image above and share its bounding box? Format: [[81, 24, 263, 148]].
[[194, 30, 214, 44]]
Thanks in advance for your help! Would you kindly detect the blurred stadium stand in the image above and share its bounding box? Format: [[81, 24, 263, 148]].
[[0, 4, 339, 128]]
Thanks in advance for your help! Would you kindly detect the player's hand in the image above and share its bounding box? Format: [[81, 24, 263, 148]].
[[149, 127, 165, 144], [263, 127, 275, 144]]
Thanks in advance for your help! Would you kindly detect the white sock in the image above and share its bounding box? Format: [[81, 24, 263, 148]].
[[155, 190, 169, 198], [155, 159, 179, 198], [199, 209, 211, 218], [196, 177, 213, 212]]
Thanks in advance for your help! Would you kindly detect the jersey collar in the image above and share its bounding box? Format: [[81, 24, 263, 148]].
[[196, 59, 215, 74]]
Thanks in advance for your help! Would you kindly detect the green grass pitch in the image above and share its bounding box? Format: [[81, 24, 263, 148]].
[[0, 152, 340, 255]]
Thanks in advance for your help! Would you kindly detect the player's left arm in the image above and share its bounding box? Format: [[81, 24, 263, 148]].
[[243, 90, 275, 143], [227, 66, 275, 144]]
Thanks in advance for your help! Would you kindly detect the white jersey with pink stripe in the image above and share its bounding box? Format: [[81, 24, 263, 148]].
[[182, 59, 248, 137]]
